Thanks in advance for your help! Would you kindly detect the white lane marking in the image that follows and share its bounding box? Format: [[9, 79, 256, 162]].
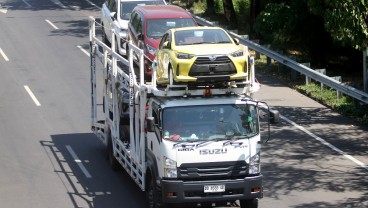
[[22, 0, 32, 8], [77, 45, 90, 57], [45, 19, 59, 30], [66, 145, 92, 178], [281, 115, 368, 171], [85, 0, 101, 10], [24, 85, 41, 106], [50, 0, 67, 9], [0, 48, 9, 61]]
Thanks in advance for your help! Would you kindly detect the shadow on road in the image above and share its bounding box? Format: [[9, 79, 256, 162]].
[[262, 112, 368, 208], [40, 133, 146, 208]]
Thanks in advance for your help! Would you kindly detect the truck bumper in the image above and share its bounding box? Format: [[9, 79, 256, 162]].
[[160, 175, 262, 204]]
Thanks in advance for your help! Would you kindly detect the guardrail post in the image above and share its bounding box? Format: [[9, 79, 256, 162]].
[[265, 45, 271, 65], [289, 55, 297, 81], [301, 63, 311, 84], [331, 76, 342, 99], [251, 39, 260, 59], [315, 69, 326, 89]]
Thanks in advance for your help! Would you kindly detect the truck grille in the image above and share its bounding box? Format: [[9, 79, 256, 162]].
[[178, 161, 248, 181]]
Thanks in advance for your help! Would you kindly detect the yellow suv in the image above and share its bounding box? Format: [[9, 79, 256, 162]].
[[154, 26, 249, 85]]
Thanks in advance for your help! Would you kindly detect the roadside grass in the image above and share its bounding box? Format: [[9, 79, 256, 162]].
[[255, 56, 368, 125]]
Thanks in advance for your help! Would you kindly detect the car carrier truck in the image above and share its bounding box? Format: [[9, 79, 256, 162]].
[[89, 16, 279, 208]]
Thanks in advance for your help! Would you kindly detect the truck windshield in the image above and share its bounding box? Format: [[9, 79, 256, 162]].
[[162, 104, 259, 142]]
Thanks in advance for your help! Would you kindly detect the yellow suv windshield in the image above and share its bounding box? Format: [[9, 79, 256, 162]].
[[174, 29, 232, 46]]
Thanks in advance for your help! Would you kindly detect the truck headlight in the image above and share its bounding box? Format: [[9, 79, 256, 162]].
[[249, 151, 260, 175], [230, 50, 243, 57], [164, 157, 177, 178]]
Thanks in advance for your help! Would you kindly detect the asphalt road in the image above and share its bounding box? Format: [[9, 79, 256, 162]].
[[0, 0, 367, 208]]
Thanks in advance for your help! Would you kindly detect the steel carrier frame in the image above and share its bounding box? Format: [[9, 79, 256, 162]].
[[89, 16, 260, 191]]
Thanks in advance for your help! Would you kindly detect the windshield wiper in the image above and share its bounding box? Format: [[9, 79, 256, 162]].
[[173, 142, 196, 148], [223, 140, 243, 147], [217, 41, 231, 43], [196, 140, 213, 148]]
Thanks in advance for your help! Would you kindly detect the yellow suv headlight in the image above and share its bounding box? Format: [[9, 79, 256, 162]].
[[230, 50, 244, 57], [176, 52, 195, 59]]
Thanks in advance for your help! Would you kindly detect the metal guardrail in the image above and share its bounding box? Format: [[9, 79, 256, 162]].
[[193, 15, 368, 104]]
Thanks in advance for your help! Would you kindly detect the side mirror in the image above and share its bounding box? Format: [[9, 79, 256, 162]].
[[233, 38, 240, 45], [110, 12, 117, 20], [163, 41, 171, 49], [138, 33, 144, 41], [146, 117, 155, 132], [270, 110, 280, 124]]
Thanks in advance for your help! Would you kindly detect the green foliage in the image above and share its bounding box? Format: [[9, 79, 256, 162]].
[[253, 0, 315, 52], [191, 0, 206, 14], [214, 0, 224, 14], [235, 0, 251, 33], [308, 0, 368, 50]]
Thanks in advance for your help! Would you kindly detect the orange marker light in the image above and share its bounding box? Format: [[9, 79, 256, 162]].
[[204, 88, 212, 97], [251, 187, 261, 193]]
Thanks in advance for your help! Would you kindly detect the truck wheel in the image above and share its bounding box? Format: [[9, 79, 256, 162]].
[[102, 96, 105, 113], [114, 38, 120, 55], [126, 45, 129, 59], [101, 25, 109, 46], [147, 176, 165, 208], [120, 125, 130, 143], [107, 135, 119, 171], [240, 199, 258, 208]]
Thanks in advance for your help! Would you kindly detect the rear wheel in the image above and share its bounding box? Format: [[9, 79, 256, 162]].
[[240, 199, 258, 208], [101, 25, 110, 46], [119, 125, 130, 143], [114, 38, 119, 54], [126, 45, 130, 61], [107, 132, 119, 171]]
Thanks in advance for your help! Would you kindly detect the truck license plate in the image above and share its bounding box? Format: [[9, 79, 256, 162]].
[[204, 184, 225, 193]]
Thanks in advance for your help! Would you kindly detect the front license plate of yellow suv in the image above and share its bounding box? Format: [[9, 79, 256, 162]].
[[204, 184, 225, 193]]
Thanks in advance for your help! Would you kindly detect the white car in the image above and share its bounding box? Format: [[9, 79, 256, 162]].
[[101, 0, 166, 56]]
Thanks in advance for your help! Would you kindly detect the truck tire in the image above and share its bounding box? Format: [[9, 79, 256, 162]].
[[114, 38, 119, 55], [120, 125, 130, 144], [147, 176, 166, 208], [107, 134, 119, 171], [240, 199, 258, 208], [102, 96, 105, 113], [101, 24, 110, 46]]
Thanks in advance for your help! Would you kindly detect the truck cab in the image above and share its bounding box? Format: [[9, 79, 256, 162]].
[[144, 94, 271, 207]]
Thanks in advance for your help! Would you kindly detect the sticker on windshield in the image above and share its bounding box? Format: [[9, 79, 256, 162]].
[[166, 22, 176, 27], [194, 31, 203, 37]]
